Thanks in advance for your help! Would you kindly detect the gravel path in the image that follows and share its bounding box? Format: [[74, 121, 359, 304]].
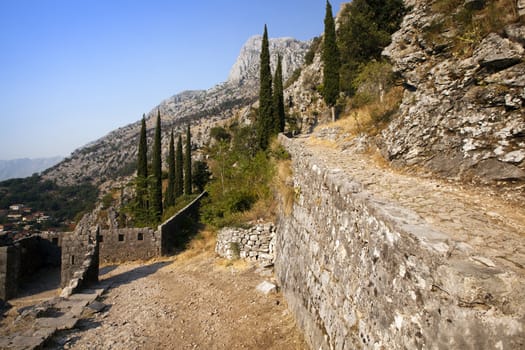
[[44, 251, 306, 350]]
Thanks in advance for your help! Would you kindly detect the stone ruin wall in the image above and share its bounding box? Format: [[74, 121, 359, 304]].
[[59, 191, 207, 294], [0, 245, 17, 302], [0, 233, 61, 302], [215, 223, 275, 265], [275, 135, 524, 350], [60, 218, 99, 296], [99, 228, 159, 263]]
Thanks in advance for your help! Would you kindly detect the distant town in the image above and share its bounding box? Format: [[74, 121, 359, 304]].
[[0, 203, 67, 244]]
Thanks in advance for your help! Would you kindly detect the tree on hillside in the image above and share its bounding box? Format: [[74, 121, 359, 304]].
[[322, 0, 340, 121], [272, 54, 285, 134], [175, 135, 184, 197], [151, 110, 163, 222], [337, 0, 405, 95], [136, 115, 149, 217], [257, 24, 273, 150], [164, 130, 176, 209], [192, 160, 210, 193], [184, 125, 192, 195]]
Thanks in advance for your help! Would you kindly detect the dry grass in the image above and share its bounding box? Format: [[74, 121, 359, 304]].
[[310, 85, 403, 145], [306, 136, 339, 148], [173, 229, 217, 264], [214, 257, 251, 271], [237, 196, 278, 223], [274, 160, 295, 216], [431, 0, 521, 58]]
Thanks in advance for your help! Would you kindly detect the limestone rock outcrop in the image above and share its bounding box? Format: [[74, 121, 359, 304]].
[[228, 35, 310, 88], [380, 0, 525, 183]]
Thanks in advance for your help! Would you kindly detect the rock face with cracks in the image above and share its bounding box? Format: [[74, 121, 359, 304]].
[[380, 0, 525, 184]]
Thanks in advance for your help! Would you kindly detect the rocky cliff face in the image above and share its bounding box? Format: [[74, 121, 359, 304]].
[[228, 35, 310, 87], [43, 37, 309, 186], [380, 0, 525, 184]]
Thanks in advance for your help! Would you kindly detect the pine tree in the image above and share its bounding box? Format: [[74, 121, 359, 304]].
[[175, 135, 183, 197], [164, 130, 175, 209], [184, 124, 192, 195], [272, 54, 285, 134], [136, 115, 149, 216], [322, 0, 340, 121], [151, 110, 163, 221], [257, 24, 273, 150]]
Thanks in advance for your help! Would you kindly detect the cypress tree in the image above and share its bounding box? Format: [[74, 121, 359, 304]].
[[272, 54, 285, 134], [322, 0, 340, 121], [175, 135, 183, 197], [257, 24, 273, 150], [136, 115, 148, 215], [164, 130, 175, 209], [184, 124, 192, 195], [151, 110, 163, 221]]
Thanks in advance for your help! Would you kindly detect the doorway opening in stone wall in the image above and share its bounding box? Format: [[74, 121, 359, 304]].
[[13, 237, 63, 305]]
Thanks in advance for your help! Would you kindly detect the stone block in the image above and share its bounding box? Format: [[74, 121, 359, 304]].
[[256, 281, 277, 295]]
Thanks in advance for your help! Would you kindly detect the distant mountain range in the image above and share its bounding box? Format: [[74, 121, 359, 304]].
[[0, 157, 63, 181]]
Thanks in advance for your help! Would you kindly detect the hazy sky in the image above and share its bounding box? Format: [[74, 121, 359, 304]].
[[0, 0, 346, 160]]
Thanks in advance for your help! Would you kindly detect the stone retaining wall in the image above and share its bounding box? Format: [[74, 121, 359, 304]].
[[215, 223, 275, 265], [275, 135, 524, 350], [160, 192, 207, 255]]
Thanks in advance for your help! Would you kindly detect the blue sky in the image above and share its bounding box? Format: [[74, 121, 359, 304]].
[[0, 0, 346, 160]]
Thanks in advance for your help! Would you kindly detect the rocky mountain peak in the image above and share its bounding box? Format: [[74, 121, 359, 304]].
[[227, 35, 310, 87]]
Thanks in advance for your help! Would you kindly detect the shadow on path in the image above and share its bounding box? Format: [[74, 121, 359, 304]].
[[99, 265, 119, 276], [100, 261, 171, 290], [15, 266, 61, 299]]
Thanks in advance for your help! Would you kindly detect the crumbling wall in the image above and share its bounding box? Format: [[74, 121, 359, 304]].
[[0, 245, 19, 301], [215, 223, 275, 265], [60, 213, 99, 295], [275, 135, 524, 350], [99, 228, 159, 263], [0, 235, 61, 301]]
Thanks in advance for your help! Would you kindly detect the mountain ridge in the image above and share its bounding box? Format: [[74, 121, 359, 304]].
[[0, 157, 63, 181], [42, 36, 310, 186]]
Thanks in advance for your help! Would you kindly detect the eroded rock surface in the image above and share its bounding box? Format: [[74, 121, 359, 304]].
[[381, 0, 525, 184]]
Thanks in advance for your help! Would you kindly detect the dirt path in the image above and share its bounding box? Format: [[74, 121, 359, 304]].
[[43, 245, 306, 350]]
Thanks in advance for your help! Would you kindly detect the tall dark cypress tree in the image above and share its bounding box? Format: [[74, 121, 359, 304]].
[[151, 110, 163, 221], [164, 130, 175, 209], [257, 24, 273, 150], [136, 115, 148, 215], [272, 54, 285, 134], [322, 0, 340, 121], [175, 135, 183, 197], [184, 124, 192, 195]]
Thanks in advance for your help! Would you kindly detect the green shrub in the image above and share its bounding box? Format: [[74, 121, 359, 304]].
[[304, 36, 322, 65], [200, 125, 275, 228], [284, 68, 302, 89]]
